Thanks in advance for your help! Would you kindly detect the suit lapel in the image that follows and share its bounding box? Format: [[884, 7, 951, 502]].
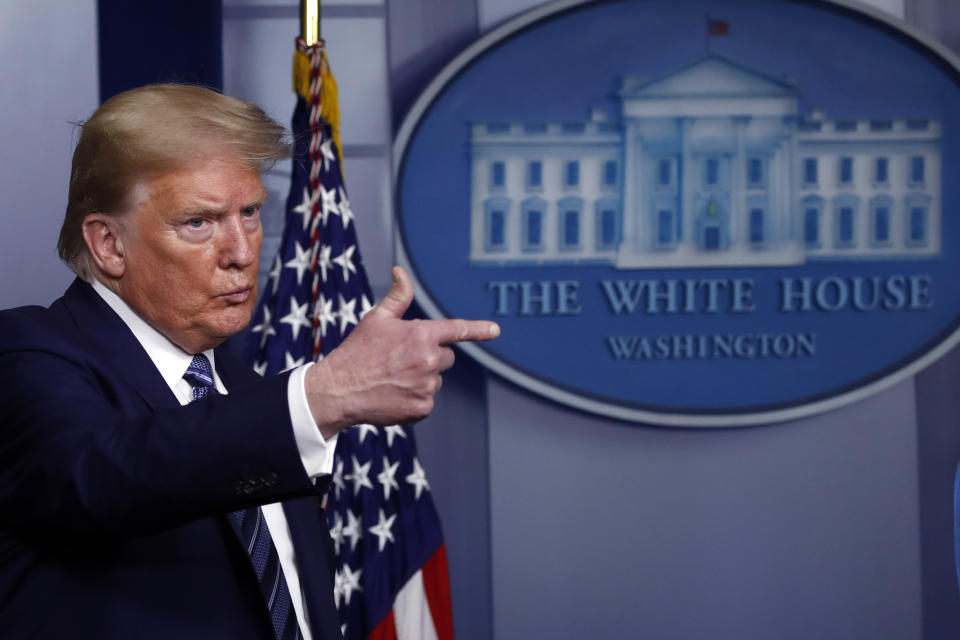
[[284, 491, 343, 640], [59, 279, 180, 410]]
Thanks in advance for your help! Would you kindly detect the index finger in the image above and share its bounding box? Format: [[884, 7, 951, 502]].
[[429, 318, 501, 345]]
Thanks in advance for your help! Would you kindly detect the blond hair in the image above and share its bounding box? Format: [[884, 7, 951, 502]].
[[58, 84, 290, 280]]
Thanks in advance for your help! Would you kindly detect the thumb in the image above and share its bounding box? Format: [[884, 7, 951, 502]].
[[373, 265, 414, 319]]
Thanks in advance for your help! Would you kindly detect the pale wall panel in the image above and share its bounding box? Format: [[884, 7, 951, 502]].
[[0, 0, 98, 308]]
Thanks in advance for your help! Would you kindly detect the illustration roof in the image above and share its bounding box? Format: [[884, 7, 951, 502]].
[[620, 53, 800, 99]]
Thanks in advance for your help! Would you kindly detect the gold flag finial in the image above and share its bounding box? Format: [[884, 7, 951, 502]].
[[301, 0, 320, 45]]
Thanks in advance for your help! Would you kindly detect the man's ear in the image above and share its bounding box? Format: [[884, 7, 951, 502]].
[[81, 214, 126, 279]]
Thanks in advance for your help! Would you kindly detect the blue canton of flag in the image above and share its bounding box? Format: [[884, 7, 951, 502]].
[[248, 40, 454, 640]]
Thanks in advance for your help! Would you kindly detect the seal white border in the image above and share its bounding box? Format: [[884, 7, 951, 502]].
[[393, 0, 960, 427]]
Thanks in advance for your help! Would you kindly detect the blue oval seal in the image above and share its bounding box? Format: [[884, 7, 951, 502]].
[[394, 0, 960, 426]]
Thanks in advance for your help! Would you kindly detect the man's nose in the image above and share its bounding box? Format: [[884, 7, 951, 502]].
[[219, 217, 259, 269]]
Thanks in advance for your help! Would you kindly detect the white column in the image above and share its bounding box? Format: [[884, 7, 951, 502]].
[[620, 122, 638, 253], [782, 142, 793, 243], [681, 117, 694, 249], [769, 145, 782, 245], [732, 117, 749, 246], [786, 120, 800, 243], [633, 135, 646, 250]]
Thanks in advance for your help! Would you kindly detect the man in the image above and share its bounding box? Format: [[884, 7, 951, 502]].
[[0, 84, 498, 638]]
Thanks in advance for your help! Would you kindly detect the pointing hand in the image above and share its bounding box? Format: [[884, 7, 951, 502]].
[[306, 266, 499, 437]]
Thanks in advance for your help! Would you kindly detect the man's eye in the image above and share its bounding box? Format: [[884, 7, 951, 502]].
[[242, 206, 259, 217], [187, 218, 205, 228]]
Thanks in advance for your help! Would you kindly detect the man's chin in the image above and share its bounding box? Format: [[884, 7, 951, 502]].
[[191, 312, 258, 352]]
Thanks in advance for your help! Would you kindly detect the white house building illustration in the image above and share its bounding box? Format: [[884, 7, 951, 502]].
[[468, 54, 942, 268]]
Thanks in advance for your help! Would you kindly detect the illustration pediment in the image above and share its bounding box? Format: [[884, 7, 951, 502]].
[[621, 54, 798, 98]]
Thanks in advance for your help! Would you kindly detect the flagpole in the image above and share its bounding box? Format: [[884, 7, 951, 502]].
[[705, 13, 710, 54], [301, 0, 321, 44]]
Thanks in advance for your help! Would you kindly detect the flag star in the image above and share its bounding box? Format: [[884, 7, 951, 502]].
[[320, 137, 336, 172], [284, 241, 313, 285], [355, 423, 378, 444], [316, 244, 333, 282], [315, 294, 336, 337], [345, 455, 373, 496], [406, 457, 431, 500], [377, 456, 400, 500], [338, 187, 355, 229], [332, 457, 345, 500], [282, 351, 305, 372], [340, 563, 363, 606], [341, 624, 347, 638], [368, 508, 396, 552], [252, 361, 267, 377], [319, 184, 339, 225], [329, 512, 344, 555], [250, 306, 277, 347], [337, 294, 358, 334], [333, 568, 343, 609], [280, 296, 311, 340], [292, 186, 314, 231], [384, 425, 408, 448], [268, 254, 283, 294], [359, 294, 374, 320], [332, 245, 357, 282], [342, 509, 362, 551]]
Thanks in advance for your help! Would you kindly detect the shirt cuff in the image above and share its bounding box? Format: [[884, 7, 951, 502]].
[[287, 362, 337, 479]]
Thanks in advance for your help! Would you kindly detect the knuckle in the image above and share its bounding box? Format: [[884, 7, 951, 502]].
[[422, 351, 440, 371], [455, 320, 470, 341], [410, 352, 432, 372], [416, 376, 434, 396], [441, 346, 456, 370], [417, 396, 435, 417]]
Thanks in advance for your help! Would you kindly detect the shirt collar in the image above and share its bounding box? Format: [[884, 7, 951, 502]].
[[90, 278, 216, 395]]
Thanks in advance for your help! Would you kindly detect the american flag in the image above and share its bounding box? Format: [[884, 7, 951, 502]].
[[247, 39, 454, 640], [707, 16, 730, 36]]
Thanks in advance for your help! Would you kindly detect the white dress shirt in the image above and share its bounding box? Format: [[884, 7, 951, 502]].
[[92, 279, 335, 640]]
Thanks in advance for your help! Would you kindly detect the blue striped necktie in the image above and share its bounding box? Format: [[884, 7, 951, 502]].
[[184, 354, 301, 640]]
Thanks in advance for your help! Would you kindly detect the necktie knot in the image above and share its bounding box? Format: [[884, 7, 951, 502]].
[[183, 353, 215, 400]]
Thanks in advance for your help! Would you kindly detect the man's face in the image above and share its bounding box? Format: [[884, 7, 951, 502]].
[[115, 157, 266, 354]]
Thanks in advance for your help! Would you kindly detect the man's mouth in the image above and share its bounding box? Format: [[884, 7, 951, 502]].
[[221, 287, 252, 304]]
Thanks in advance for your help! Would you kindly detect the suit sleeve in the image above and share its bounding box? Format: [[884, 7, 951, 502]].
[[0, 344, 319, 537]]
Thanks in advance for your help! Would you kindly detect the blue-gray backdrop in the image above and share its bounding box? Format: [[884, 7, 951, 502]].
[[3, 0, 960, 638]]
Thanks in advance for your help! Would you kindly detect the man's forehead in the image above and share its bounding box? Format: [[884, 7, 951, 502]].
[[131, 159, 266, 212]]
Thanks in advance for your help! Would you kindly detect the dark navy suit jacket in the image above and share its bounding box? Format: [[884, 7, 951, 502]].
[[0, 279, 342, 639]]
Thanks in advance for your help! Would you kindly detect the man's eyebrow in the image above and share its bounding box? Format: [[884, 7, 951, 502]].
[[180, 191, 268, 217], [181, 205, 222, 217], [246, 191, 269, 209]]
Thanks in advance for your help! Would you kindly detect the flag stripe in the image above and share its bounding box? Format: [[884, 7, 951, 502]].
[[420, 547, 454, 640], [394, 569, 439, 640], [368, 610, 399, 640]]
